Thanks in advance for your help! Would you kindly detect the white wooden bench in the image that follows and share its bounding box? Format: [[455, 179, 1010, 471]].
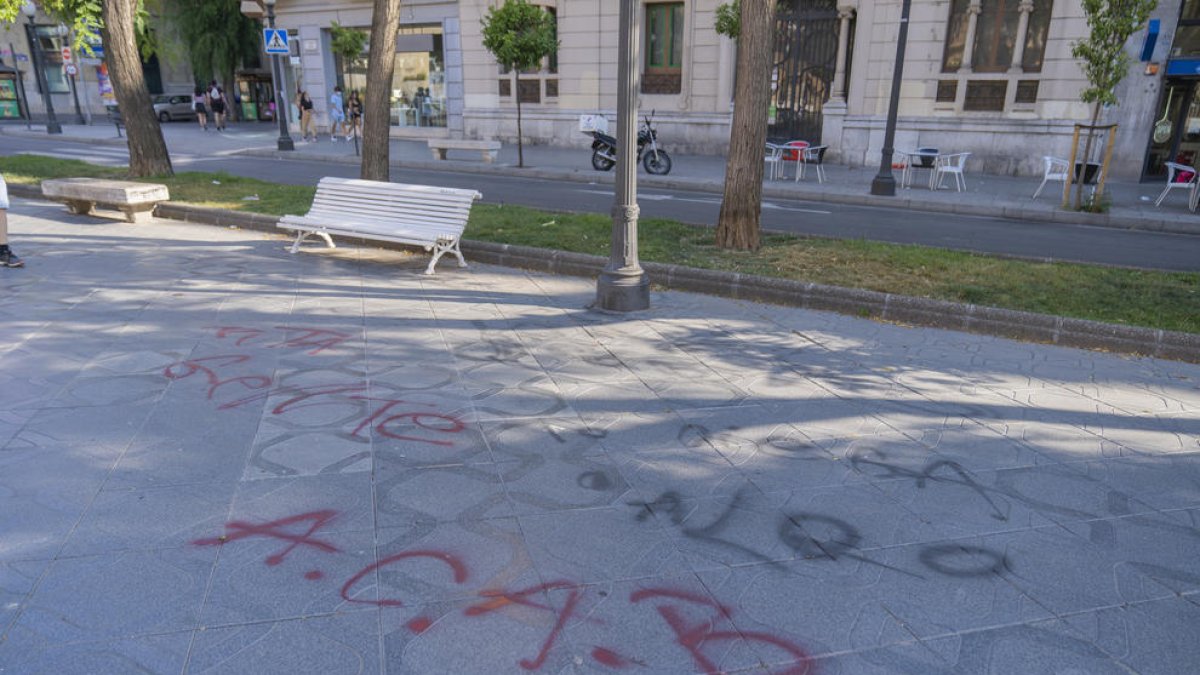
[[426, 139, 502, 163], [41, 178, 169, 223], [276, 177, 482, 275]]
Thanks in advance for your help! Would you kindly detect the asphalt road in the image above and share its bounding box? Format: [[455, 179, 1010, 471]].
[[4, 135, 1199, 272]]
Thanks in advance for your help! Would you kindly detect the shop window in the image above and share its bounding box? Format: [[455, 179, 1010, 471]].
[[32, 26, 68, 94], [643, 2, 683, 95], [389, 25, 446, 128]]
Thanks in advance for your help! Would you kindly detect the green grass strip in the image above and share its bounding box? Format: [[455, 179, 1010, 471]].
[[3, 155, 1197, 334]]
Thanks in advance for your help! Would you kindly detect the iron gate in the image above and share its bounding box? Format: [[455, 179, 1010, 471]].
[[769, 0, 841, 144]]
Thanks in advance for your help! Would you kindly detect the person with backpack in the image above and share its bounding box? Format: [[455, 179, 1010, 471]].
[[193, 85, 209, 131], [208, 81, 227, 131]]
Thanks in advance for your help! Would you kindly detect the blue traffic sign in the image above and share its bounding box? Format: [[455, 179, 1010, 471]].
[[263, 29, 289, 55]]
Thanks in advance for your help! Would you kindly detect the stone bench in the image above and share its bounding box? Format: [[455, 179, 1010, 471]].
[[41, 178, 170, 223], [426, 139, 501, 164]]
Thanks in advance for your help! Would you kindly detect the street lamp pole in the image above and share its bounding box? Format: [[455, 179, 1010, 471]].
[[22, 2, 62, 135], [594, 0, 649, 312], [869, 0, 912, 196], [62, 25, 86, 125], [264, 0, 294, 151]]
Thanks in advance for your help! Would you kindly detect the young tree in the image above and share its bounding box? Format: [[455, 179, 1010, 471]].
[[330, 21, 367, 89], [480, 0, 557, 168], [1, 0, 172, 177], [360, 0, 402, 181], [176, 0, 259, 107], [1070, 0, 1157, 209], [715, 0, 775, 250]]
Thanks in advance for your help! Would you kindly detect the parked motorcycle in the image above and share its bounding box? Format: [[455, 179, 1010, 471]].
[[588, 111, 672, 175]]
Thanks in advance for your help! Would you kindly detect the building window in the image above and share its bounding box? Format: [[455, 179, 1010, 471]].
[[32, 26, 68, 94], [391, 25, 446, 128], [643, 2, 683, 95], [937, 1, 1051, 112], [496, 4, 558, 103], [963, 80, 1007, 110], [1174, 0, 1200, 57]]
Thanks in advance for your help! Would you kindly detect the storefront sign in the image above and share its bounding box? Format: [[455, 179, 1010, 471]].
[[1166, 59, 1200, 76], [396, 34, 434, 53]]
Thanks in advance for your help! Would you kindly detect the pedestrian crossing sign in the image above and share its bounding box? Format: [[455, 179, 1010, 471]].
[[263, 29, 289, 55]]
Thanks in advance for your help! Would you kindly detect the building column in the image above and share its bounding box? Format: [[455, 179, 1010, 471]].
[[958, 0, 982, 73], [830, 6, 855, 102], [1009, 0, 1034, 73]]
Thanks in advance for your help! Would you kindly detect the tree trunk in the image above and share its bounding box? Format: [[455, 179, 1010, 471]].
[[101, 0, 173, 177], [715, 0, 775, 251], [361, 0, 403, 181], [515, 78, 524, 168], [1073, 101, 1102, 210]]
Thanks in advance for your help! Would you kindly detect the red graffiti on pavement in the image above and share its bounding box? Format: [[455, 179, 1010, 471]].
[[192, 510, 341, 570], [164, 354, 272, 401], [341, 550, 469, 607], [631, 587, 813, 674], [212, 325, 352, 355], [465, 581, 596, 671]]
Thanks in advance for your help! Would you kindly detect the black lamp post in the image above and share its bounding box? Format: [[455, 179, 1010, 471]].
[[869, 0, 912, 196], [264, 0, 294, 151], [22, 1, 62, 134], [61, 24, 86, 125]]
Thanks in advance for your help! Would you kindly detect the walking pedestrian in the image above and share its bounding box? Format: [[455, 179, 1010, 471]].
[[348, 90, 363, 140], [329, 86, 346, 142], [193, 85, 209, 131], [208, 81, 227, 131], [298, 90, 315, 142], [0, 174, 23, 268]]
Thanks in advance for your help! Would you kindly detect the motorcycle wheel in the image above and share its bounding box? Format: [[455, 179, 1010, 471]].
[[592, 149, 616, 172], [643, 150, 672, 175]]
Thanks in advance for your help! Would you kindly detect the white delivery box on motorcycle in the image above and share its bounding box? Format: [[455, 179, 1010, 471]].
[[579, 114, 608, 134]]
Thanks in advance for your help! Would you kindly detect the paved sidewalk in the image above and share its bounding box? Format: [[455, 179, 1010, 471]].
[[1, 198, 1199, 673], [3, 121, 1198, 234]]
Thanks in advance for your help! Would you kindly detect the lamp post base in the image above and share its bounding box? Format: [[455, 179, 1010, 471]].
[[277, 136, 294, 151], [870, 173, 896, 196], [46, 120, 62, 135], [594, 270, 650, 313]]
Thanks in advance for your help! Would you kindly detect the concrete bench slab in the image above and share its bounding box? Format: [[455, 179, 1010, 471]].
[[427, 139, 502, 163], [41, 178, 170, 224]]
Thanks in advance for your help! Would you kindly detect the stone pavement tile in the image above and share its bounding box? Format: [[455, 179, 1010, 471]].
[[375, 463, 514, 526], [470, 384, 579, 424], [0, 449, 110, 562], [481, 417, 608, 463], [453, 358, 554, 393], [985, 462, 1158, 525], [375, 519, 541, 608], [979, 420, 1130, 465], [778, 485, 946, 553], [900, 425, 1050, 472], [246, 426, 372, 479], [230, 474, 375, 535], [6, 402, 155, 460], [108, 419, 255, 490], [61, 482, 238, 557], [696, 545, 1048, 661], [580, 411, 689, 457], [639, 486, 796, 570], [187, 609, 381, 675], [526, 338, 642, 386], [613, 443, 756, 503], [0, 631, 191, 675], [1061, 596, 1200, 675], [1073, 452, 1200, 511], [379, 594, 578, 674], [519, 507, 686, 586], [11, 546, 215, 645], [199, 530, 377, 626], [372, 422, 492, 469], [497, 452, 634, 516], [1055, 508, 1200, 599], [807, 619, 1128, 675], [0, 558, 49, 634], [758, 396, 891, 444], [1081, 411, 1200, 456], [555, 574, 773, 674], [555, 380, 677, 428], [974, 526, 1177, 617]]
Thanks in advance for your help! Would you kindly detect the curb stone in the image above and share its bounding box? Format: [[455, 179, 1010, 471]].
[[236, 148, 1200, 237], [8, 184, 1198, 363]]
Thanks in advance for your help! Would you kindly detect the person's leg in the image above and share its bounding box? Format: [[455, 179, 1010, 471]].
[[0, 210, 22, 268]]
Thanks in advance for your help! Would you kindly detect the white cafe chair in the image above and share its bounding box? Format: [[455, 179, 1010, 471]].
[[933, 152, 971, 192], [1032, 156, 1069, 200], [1155, 161, 1198, 207], [799, 145, 828, 183], [764, 143, 784, 181]]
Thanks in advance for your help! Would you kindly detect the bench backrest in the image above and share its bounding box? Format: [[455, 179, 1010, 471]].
[[305, 177, 480, 233]]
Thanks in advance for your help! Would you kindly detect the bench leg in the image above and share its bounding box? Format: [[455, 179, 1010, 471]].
[[317, 232, 336, 249], [483, 150, 497, 164], [424, 238, 466, 275], [429, 148, 447, 161], [120, 207, 153, 224], [289, 230, 336, 254], [65, 200, 95, 216]]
